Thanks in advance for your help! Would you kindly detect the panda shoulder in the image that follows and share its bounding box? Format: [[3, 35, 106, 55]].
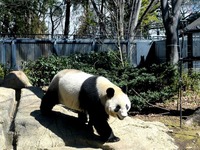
[[48, 69, 82, 90]]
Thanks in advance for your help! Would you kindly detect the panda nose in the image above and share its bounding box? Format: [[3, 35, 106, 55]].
[[122, 109, 128, 115], [122, 112, 128, 117], [118, 112, 128, 120]]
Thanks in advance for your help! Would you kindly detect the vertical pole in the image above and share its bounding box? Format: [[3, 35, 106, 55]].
[[53, 40, 58, 56], [92, 38, 96, 52], [11, 40, 18, 70], [0, 41, 6, 64], [127, 39, 130, 64], [179, 59, 183, 128], [187, 33, 193, 75]]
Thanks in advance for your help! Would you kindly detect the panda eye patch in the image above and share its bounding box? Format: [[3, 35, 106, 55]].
[[114, 105, 121, 112], [126, 104, 129, 110]]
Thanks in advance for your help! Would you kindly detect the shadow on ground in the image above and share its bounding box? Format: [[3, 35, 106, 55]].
[[31, 109, 105, 149]]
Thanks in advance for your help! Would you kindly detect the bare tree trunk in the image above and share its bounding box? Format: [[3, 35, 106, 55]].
[[64, 0, 71, 38], [100, 0, 105, 36], [161, 0, 183, 64], [135, 0, 159, 31], [91, 0, 107, 36], [118, 0, 125, 39], [127, 0, 142, 66], [113, 0, 125, 66], [50, 9, 54, 38]]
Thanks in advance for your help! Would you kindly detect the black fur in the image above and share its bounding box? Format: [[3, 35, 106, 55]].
[[79, 76, 119, 142], [121, 85, 128, 93], [106, 88, 115, 98], [40, 89, 59, 115]]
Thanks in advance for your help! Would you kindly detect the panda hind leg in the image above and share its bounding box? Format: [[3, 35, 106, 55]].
[[40, 90, 59, 115]]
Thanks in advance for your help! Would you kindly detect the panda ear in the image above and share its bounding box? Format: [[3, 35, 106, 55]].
[[121, 85, 127, 93], [106, 88, 115, 98]]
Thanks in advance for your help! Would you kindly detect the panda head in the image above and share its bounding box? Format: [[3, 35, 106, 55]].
[[104, 87, 131, 120]]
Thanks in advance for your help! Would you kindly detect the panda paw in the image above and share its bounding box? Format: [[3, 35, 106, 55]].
[[107, 136, 120, 143]]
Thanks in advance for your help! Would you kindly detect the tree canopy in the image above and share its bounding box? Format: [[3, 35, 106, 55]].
[[0, 0, 61, 36]]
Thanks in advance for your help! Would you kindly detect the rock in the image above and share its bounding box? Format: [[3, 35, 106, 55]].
[[0, 87, 178, 149], [13, 87, 178, 150], [0, 87, 16, 150], [185, 108, 200, 126], [196, 132, 200, 137], [2, 71, 32, 89]]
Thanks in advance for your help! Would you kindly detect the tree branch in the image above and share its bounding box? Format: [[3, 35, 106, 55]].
[[160, 0, 170, 29], [127, 0, 142, 38], [135, 0, 159, 31], [90, 0, 107, 36]]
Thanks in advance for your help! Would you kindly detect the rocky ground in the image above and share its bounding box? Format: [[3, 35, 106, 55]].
[[0, 87, 179, 150], [133, 92, 200, 150]]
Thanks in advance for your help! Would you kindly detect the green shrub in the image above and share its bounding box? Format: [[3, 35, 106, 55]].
[[0, 64, 9, 79], [106, 63, 178, 110], [23, 51, 179, 111], [182, 71, 200, 92], [0, 64, 5, 78], [23, 55, 72, 86]]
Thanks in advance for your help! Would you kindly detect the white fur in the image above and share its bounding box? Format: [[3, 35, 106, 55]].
[[106, 93, 130, 119], [58, 69, 92, 111], [51, 69, 131, 119]]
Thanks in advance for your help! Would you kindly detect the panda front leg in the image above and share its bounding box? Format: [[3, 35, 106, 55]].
[[89, 115, 120, 142], [40, 90, 59, 115], [78, 112, 94, 133]]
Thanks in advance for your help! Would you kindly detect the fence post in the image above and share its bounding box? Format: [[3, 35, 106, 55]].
[[11, 40, 18, 70], [0, 41, 6, 64], [53, 40, 58, 55], [92, 38, 96, 52], [127, 39, 131, 64]]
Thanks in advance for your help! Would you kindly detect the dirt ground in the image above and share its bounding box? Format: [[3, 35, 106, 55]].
[[131, 91, 200, 150]]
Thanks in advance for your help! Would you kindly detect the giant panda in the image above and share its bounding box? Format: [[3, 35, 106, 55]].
[[40, 69, 131, 142]]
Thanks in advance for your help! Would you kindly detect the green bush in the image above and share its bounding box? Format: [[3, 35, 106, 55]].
[[23, 51, 179, 111], [0, 64, 5, 78], [0, 64, 9, 79], [182, 71, 200, 92], [23, 55, 72, 86]]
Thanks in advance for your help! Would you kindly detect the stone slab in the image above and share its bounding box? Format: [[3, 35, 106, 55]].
[[15, 87, 178, 150]]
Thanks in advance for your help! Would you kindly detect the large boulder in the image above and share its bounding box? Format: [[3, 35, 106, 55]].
[[0, 87, 16, 150], [13, 87, 178, 150], [185, 108, 200, 126], [2, 71, 32, 89], [0, 87, 178, 149]]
